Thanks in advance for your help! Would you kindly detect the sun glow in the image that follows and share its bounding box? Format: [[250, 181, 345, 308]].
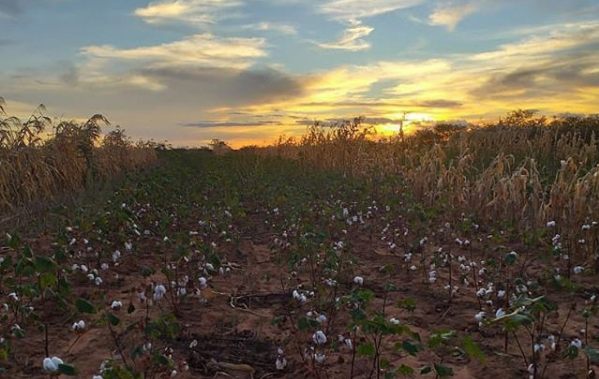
[[374, 113, 436, 137]]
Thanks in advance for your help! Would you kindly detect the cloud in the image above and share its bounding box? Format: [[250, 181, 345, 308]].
[[80, 33, 267, 73], [316, 0, 425, 52], [134, 0, 240, 26], [472, 53, 599, 100], [139, 66, 307, 107], [428, 1, 479, 31], [471, 22, 599, 63], [316, 21, 374, 51], [319, 0, 425, 20], [0, 0, 21, 18], [182, 120, 283, 127], [240, 22, 298, 35]]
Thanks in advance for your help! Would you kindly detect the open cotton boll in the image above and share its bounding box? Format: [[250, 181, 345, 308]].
[[198, 277, 208, 289], [353, 276, 364, 285], [154, 284, 166, 301], [43, 356, 63, 373], [315, 353, 326, 364], [71, 320, 86, 332], [276, 356, 287, 370], [312, 330, 327, 345]]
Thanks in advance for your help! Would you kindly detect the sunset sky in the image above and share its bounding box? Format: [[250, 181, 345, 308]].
[[1, 0, 598, 147]]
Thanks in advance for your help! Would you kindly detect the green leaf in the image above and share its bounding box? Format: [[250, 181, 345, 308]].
[[398, 298, 416, 313], [428, 330, 456, 348], [39, 273, 57, 289], [208, 253, 221, 268], [271, 315, 285, 325], [350, 308, 367, 322], [356, 343, 375, 357], [462, 336, 485, 363], [151, 353, 174, 367], [584, 346, 599, 364], [434, 363, 454, 377], [7, 233, 21, 249], [298, 317, 319, 331], [402, 340, 421, 356], [106, 311, 120, 326], [396, 364, 414, 376], [58, 364, 77, 376], [140, 267, 155, 278], [34, 256, 56, 273], [420, 366, 432, 374], [75, 298, 96, 314], [504, 252, 517, 265]]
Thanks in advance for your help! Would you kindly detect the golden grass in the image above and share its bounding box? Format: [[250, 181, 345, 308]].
[[0, 97, 157, 213], [246, 112, 599, 261]]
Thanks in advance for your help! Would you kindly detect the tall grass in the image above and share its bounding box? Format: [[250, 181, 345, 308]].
[[246, 111, 599, 248], [0, 97, 157, 214]]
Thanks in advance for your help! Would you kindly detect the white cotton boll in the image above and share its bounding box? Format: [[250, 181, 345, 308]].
[[528, 363, 536, 376], [72, 320, 86, 332], [547, 221, 556, 228], [170, 370, 178, 377], [389, 318, 400, 325], [475, 311, 485, 322], [276, 356, 287, 370], [112, 250, 121, 262], [312, 330, 327, 345], [571, 339, 583, 349], [43, 357, 59, 373], [353, 276, 364, 285], [573, 266, 584, 275], [548, 335, 556, 351], [101, 263, 109, 270], [154, 284, 166, 301], [316, 314, 327, 324], [315, 353, 326, 364], [43, 356, 63, 373], [111, 301, 122, 310], [495, 308, 506, 318], [198, 277, 208, 289], [534, 343, 545, 353], [80, 265, 89, 273]]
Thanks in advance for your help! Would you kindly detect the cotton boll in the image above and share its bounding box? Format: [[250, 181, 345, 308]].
[[312, 330, 327, 345]]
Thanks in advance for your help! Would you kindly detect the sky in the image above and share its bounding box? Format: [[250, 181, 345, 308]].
[[1, 0, 598, 147]]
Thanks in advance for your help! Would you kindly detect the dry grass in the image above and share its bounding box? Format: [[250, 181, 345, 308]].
[[0, 97, 157, 214], [246, 111, 599, 262]]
